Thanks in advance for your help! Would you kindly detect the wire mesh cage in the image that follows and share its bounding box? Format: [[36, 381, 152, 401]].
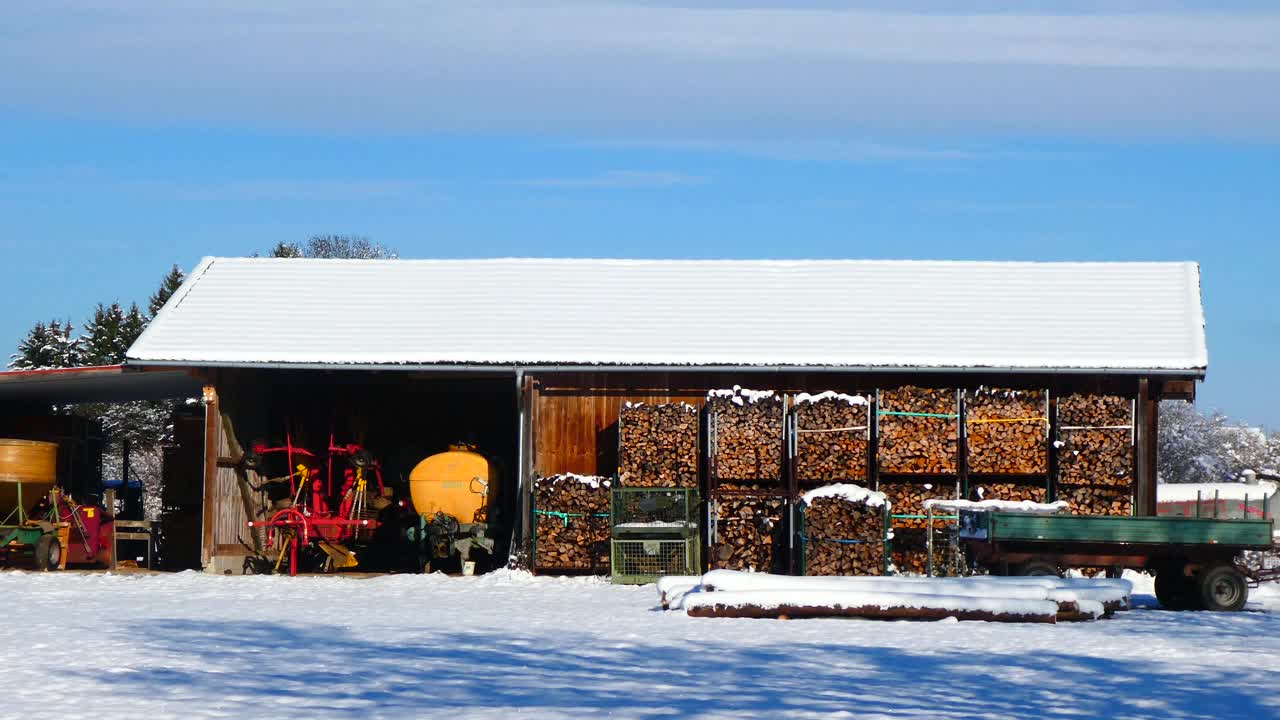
[[611, 537, 700, 584], [611, 488, 699, 537]]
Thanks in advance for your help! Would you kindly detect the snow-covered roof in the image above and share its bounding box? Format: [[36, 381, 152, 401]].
[[127, 258, 1208, 373]]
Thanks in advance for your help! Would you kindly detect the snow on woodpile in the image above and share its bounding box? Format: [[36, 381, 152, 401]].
[[799, 484, 888, 576], [800, 483, 888, 508], [665, 570, 1132, 622], [795, 391, 868, 406], [922, 498, 1068, 514]]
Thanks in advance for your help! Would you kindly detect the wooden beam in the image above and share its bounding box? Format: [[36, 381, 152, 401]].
[[1160, 380, 1196, 402]]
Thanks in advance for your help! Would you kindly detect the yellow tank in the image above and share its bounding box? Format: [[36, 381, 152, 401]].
[[0, 439, 58, 518], [409, 444, 495, 524]]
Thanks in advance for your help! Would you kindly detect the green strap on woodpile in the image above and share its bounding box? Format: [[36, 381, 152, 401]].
[[534, 509, 609, 527], [877, 410, 959, 419]]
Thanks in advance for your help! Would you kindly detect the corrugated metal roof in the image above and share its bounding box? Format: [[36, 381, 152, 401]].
[[125, 257, 1208, 373]]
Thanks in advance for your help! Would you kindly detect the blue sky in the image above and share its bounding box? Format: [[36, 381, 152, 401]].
[[1, 1, 1277, 427]]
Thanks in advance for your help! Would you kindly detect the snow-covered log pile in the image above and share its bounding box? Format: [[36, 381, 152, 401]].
[[707, 387, 784, 488], [709, 494, 788, 573], [965, 387, 1049, 474], [618, 402, 699, 488], [877, 386, 959, 474], [801, 484, 887, 576], [794, 392, 869, 486], [534, 474, 611, 573], [663, 570, 1133, 623]]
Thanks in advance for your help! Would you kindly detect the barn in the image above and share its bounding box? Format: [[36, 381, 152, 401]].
[[97, 257, 1203, 573]]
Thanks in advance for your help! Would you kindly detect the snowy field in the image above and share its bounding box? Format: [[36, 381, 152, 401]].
[[3, 570, 1280, 720]]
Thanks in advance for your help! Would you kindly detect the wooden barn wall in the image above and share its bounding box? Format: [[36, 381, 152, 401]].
[[528, 370, 1168, 515]]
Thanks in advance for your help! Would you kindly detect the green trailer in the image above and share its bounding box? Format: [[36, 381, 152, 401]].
[[959, 511, 1275, 611]]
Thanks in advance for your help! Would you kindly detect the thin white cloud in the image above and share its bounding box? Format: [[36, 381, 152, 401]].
[[566, 138, 999, 163], [0, 2, 1277, 138], [0, 167, 425, 199], [505, 170, 707, 188], [925, 200, 1137, 213]]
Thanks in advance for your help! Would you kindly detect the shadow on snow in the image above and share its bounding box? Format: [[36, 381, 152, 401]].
[[84, 615, 1278, 719]]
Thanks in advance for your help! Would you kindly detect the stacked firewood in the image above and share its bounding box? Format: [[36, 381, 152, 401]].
[[1057, 394, 1134, 488], [891, 528, 958, 576], [1056, 394, 1134, 516], [970, 482, 1048, 504], [801, 485, 886, 576], [794, 392, 870, 486], [878, 386, 959, 474], [707, 387, 784, 486], [618, 402, 699, 488], [534, 474, 611, 572], [965, 388, 1048, 474], [1060, 486, 1133, 517], [709, 494, 788, 573], [879, 480, 957, 530]]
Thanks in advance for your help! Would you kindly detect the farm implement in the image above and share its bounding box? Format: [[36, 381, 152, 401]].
[[241, 434, 389, 575]]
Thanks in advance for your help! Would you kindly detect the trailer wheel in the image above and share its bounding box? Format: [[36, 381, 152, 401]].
[[35, 535, 62, 571], [1017, 560, 1060, 577], [1155, 568, 1192, 610], [1198, 566, 1248, 612]]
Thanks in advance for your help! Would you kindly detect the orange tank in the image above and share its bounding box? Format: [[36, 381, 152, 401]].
[[0, 439, 57, 519], [409, 444, 495, 525]]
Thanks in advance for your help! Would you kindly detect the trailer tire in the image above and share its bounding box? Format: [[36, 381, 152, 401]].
[[1155, 568, 1191, 609], [1198, 566, 1248, 612], [1017, 560, 1061, 577], [35, 534, 61, 571]]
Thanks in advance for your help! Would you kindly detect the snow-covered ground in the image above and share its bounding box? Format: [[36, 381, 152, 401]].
[[3, 570, 1279, 720]]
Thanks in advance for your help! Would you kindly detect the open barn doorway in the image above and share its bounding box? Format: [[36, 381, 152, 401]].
[[193, 368, 518, 574]]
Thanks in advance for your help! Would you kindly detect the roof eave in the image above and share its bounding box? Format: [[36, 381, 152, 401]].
[[124, 358, 1207, 378]]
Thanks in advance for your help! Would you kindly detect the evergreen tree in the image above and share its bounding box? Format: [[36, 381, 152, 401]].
[[148, 265, 186, 317], [8, 319, 78, 370], [122, 302, 147, 350], [79, 302, 128, 365]]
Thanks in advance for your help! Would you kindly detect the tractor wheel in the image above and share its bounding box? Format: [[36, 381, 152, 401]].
[[1017, 560, 1061, 577], [35, 534, 62, 571], [1197, 565, 1248, 612]]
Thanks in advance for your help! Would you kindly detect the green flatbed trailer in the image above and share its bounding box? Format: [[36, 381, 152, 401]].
[[960, 511, 1276, 612]]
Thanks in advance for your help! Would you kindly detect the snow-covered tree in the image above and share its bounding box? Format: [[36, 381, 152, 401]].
[[148, 264, 186, 317], [8, 265, 194, 519], [8, 319, 79, 370], [78, 302, 147, 366], [263, 234, 397, 259], [1158, 401, 1280, 483]]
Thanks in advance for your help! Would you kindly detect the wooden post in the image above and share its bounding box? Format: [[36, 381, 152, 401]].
[[516, 372, 537, 562], [1144, 382, 1160, 517], [200, 383, 219, 569], [1134, 379, 1156, 518]]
